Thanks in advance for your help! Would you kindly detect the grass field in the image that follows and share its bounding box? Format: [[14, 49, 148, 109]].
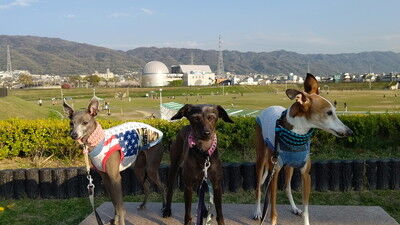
[[0, 190, 399, 225], [2, 83, 400, 120]]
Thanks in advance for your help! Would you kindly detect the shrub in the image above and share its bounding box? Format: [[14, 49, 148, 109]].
[[0, 114, 399, 160]]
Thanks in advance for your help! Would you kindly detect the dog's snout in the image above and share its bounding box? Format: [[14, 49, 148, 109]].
[[70, 131, 78, 140]]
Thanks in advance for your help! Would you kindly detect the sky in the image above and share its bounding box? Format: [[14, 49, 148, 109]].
[[0, 0, 399, 54]]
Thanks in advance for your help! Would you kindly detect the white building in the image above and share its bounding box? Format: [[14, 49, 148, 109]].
[[92, 68, 115, 80], [172, 65, 215, 86], [142, 61, 169, 87]]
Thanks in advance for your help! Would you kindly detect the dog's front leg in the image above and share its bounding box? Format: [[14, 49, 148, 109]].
[[209, 169, 225, 225], [269, 166, 281, 225], [106, 152, 126, 225], [183, 182, 194, 225], [301, 160, 312, 225]]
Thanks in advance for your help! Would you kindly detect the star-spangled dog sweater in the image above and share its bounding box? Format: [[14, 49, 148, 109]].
[[88, 122, 163, 172]]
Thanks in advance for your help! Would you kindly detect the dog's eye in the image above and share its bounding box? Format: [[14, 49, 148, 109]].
[[82, 121, 89, 125], [327, 110, 333, 116]]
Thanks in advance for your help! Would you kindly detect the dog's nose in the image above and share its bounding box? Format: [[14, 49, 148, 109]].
[[346, 129, 353, 137], [71, 131, 78, 139]]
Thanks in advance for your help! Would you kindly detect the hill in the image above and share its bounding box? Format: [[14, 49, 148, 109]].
[[1, 35, 400, 75], [0, 96, 50, 119]]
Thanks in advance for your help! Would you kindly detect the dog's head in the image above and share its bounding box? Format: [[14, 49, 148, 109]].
[[171, 104, 234, 140], [63, 98, 99, 142], [286, 73, 353, 137]]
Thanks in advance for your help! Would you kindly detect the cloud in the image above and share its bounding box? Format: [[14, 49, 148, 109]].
[[107, 12, 132, 18], [140, 8, 154, 15], [0, 0, 37, 10], [65, 14, 76, 19]]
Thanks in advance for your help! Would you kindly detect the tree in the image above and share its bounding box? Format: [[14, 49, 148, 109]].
[[69, 75, 82, 87], [84, 75, 101, 87], [19, 74, 33, 87]]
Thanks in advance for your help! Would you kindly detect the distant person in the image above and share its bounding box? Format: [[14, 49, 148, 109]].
[[334, 100, 337, 108], [104, 101, 111, 115], [51, 98, 56, 106], [344, 102, 348, 112], [38, 98, 43, 107]]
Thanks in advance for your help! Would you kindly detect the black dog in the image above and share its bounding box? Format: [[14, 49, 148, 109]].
[[162, 104, 233, 225]]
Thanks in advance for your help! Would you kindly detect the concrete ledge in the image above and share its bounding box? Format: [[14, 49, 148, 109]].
[[80, 202, 399, 225]]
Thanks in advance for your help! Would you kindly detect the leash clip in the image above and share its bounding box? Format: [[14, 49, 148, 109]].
[[203, 157, 211, 180], [87, 174, 95, 190]]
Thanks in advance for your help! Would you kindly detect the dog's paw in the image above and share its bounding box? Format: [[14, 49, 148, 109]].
[[291, 207, 303, 216], [252, 210, 262, 220], [137, 204, 146, 210], [162, 207, 172, 218]]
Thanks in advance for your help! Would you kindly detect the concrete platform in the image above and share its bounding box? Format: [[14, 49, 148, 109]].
[[80, 202, 399, 225]]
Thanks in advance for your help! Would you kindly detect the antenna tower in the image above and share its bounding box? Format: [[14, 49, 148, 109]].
[[217, 35, 224, 77], [6, 45, 13, 77]]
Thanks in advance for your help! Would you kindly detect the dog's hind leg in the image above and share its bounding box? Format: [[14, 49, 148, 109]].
[[134, 152, 149, 210], [162, 139, 182, 218], [301, 160, 312, 225], [284, 166, 302, 216], [146, 166, 166, 209], [253, 124, 268, 220]]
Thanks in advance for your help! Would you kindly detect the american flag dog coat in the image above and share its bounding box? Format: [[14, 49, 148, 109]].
[[87, 122, 163, 172], [256, 106, 313, 168]]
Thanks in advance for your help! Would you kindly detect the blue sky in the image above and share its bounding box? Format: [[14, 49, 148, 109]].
[[1, 0, 399, 53]]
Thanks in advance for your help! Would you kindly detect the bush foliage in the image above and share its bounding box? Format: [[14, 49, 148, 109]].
[[0, 114, 399, 160]]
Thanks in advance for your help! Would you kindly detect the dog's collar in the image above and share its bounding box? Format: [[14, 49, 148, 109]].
[[188, 132, 218, 156], [87, 122, 105, 147]]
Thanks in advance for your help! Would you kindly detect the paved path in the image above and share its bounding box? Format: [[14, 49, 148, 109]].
[[80, 202, 399, 225]]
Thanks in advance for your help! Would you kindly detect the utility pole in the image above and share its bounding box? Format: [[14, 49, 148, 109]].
[[6, 45, 13, 77], [217, 35, 225, 78], [190, 52, 194, 65]]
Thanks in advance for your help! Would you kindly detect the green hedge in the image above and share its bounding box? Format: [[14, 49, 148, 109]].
[[0, 114, 400, 160]]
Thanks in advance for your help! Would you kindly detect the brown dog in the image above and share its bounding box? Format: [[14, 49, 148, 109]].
[[253, 74, 353, 225], [63, 98, 166, 225], [162, 104, 233, 225]]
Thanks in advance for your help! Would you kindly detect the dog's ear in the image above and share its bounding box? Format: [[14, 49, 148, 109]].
[[216, 105, 234, 123], [286, 89, 311, 117], [87, 97, 100, 117], [286, 89, 310, 105], [63, 99, 74, 119], [171, 104, 192, 120], [304, 73, 319, 95]]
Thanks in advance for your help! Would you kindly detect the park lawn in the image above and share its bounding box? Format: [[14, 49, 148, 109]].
[[15, 89, 400, 121], [0, 190, 399, 225], [0, 96, 50, 120]]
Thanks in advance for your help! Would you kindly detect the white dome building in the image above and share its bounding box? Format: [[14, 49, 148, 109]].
[[142, 61, 169, 87]]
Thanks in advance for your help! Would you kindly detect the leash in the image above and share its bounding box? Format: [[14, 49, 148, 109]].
[[83, 145, 104, 225], [196, 156, 214, 225]]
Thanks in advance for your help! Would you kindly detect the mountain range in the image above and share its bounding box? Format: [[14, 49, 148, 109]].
[[1, 35, 400, 75]]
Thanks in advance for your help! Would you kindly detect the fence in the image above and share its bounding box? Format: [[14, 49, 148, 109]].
[[0, 159, 399, 199]]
